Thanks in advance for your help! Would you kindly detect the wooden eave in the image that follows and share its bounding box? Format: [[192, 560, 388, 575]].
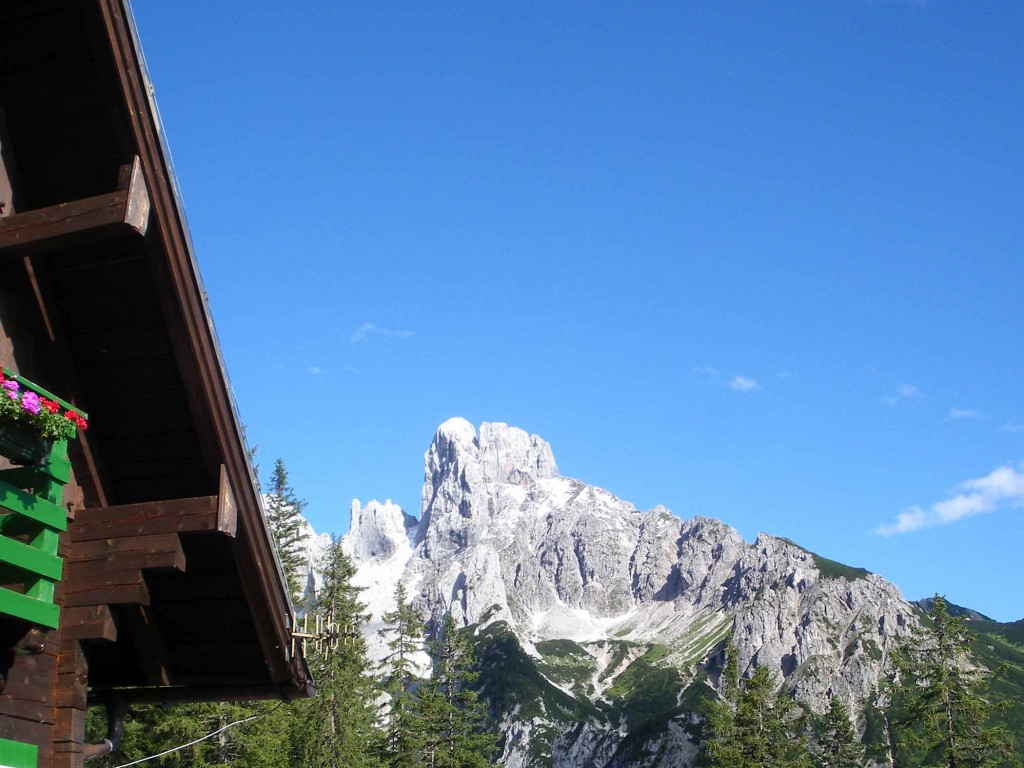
[[0, 0, 311, 704], [94, 0, 308, 698]]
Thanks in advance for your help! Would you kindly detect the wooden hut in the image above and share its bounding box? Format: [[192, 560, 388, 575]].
[[0, 2, 313, 765]]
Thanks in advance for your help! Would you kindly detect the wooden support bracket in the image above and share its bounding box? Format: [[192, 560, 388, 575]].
[[0, 155, 150, 258], [61, 606, 117, 643], [70, 490, 237, 542], [123, 604, 171, 686]]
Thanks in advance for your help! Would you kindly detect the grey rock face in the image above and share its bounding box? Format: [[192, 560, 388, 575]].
[[339, 419, 919, 767]]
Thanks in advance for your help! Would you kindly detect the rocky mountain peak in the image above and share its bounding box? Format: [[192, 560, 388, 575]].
[[343, 498, 417, 563], [418, 419, 559, 551], [425, 418, 557, 487], [332, 419, 922, 768]]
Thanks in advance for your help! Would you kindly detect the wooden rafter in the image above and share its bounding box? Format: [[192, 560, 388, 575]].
[[70, 489, 237, 542], [123, 604, 171, 686], [0, 156, 149, 259]]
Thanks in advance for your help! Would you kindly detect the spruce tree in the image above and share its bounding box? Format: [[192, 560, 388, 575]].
[[292, 536, 380, 767], [378, 582, 427, 768], [889, 594, 1019, 768], [812, 696, 863, 768], [264, 458, 308, 598], [88, 701, 291, 767], [705, 644, 813, 768], [420, 613, 497, 768], [706, 646, 745, 768]]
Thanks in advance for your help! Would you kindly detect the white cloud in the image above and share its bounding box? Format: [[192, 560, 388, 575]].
[[1001, 423, 1023, 433], [308, 366, 322, 375], [351, 322, 414, 343], [873, 461, 1024, 536], [776, 371, 796, 379], [729, 375, 760, 392], [885, 382, 922, 406], [949, 408, 977, 420]]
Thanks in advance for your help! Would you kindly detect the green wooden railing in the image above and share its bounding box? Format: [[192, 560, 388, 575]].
[[0, 737, 37, 768], [0, 368, 82, 630]]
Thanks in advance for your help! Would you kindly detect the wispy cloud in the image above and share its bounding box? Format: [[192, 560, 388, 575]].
[[308, 366, 322, 375], [873, 461, 1024, 536], [776, 371, 796, 380], [351, 322, 414, 343], [885, 383, 922, 406], [692, 365, 720, 377], [1001, 423, 1023, 433], [729, 375, 760, 392], [949, 408, 976, 420]]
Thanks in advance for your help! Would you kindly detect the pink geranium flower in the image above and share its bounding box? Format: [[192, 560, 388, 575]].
[[20, 391, 41, 415]]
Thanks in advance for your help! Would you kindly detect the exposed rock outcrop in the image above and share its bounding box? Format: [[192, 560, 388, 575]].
[[334, 419, 918, 767]]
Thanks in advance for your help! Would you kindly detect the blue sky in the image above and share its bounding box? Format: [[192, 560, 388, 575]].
[[132, 2, 1023, 621]]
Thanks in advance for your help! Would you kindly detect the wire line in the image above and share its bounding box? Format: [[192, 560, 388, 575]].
[[112, 704, 281, 767]]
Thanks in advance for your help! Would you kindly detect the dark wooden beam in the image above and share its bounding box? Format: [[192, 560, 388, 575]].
[[89, 679, 316, 707], [65, 547, 184, 583], [61, 606, 116, 642], [64, 573, 148, 608], [0, 156, 149, 258], [70, 489, 237, 542], [66, 533, 184, 563], [123, 604, 171, 686], [217, 464, 238, 537]]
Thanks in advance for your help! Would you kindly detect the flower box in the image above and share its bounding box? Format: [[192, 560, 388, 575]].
[[0, 422, 52, 467], [0, 367, 87, 466], [0, 369, 84, 630]]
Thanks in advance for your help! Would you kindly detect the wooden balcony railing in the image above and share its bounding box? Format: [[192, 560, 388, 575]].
[[0, 369, 83, 629]]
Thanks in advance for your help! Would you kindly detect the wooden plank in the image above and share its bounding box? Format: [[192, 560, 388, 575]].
[[66, 548, 184, 580], [148, 572, 241, 603], [12, 652, 57, 677], [64, 576, 148, 609], [70, 495, 234, 541], [54, 674, 87, 710], [0, 156, 149, 258], [61, 605, 116, 642], [74, 495, 215, 525], [0, 479, 67, 531], [1, 679, 52, 706], [123, 604, 171, 686], [67, 532, 181, 560], [0, 694, 51, 723], [53, 707, 84, 743], [0, 586, 59, 627], [150, 600, 255, 644], [217, 465, 238, 537], [0, 536, 63, 581], [66, 567, 146, 592], [56, 649, 84, 677]]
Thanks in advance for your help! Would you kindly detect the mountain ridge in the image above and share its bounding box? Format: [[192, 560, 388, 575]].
[[314, 418, 925, 766]]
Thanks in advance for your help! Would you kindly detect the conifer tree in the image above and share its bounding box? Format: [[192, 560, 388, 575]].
[[812, 696, 863, 768], [889, 595, 1019, 768], [419, 613, 497, 768], [706, 646, 745, 767], [378, 582, 427, 768], [264, 458, 308, 598], [292, 536, 380, 767], [705, 644, 813, 768], [88, 701, 292, 767]]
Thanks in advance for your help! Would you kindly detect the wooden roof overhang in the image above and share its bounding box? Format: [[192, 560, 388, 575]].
[[0, 0, 312, 703]]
